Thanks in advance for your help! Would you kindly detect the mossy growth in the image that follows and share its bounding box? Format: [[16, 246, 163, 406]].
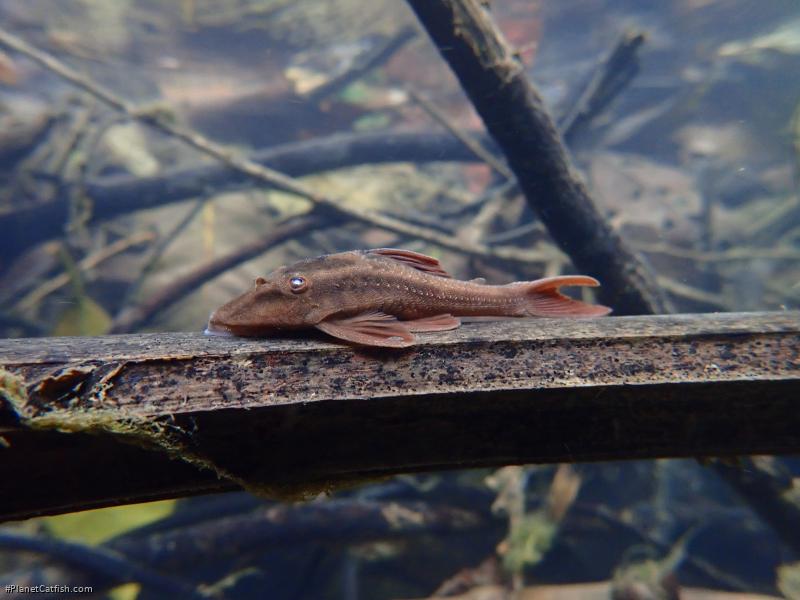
[[1, 367, 375, 502], [0, 367, 231, 484]]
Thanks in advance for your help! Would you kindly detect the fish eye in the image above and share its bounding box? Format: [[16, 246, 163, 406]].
[[289, 276, 308, 294]]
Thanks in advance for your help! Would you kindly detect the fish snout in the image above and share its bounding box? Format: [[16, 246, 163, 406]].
[[204, 311, 234, 337]]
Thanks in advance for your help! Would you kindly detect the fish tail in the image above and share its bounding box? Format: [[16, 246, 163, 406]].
[[521, 276, 612, 317]]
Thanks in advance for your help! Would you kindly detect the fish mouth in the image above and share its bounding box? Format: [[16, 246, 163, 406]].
[[204, 316, 289, 338], [204, 310, 242, 337], [204, 325, 233, 337], [204, 320, 234, 337]]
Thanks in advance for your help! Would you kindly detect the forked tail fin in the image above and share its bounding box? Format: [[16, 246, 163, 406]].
[[523, 276, 612, 317]]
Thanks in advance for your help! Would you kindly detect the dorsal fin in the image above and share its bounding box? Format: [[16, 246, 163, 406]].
[[365, 248, 452, 278]]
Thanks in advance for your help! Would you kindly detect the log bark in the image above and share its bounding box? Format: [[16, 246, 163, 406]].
[[1, 312, 798, 521]]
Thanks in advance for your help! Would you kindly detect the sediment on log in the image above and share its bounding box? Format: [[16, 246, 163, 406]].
[[0, 312, 798, 522]]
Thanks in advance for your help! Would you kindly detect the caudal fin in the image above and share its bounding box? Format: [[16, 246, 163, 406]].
[[523, 276, 611, 317]]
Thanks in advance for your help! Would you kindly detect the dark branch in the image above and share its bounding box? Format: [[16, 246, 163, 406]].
[[0, 531, 213, 600], [0, 130, 485, 258], [405, 0, 669, 315]]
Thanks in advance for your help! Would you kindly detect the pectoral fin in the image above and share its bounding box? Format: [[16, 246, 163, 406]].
[[316, 311, 415, 347], [404, 313, 461, 332], [365, 248, 452, 278]]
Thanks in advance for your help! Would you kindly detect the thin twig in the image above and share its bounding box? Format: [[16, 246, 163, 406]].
[[571, 503, 755, 592], [483, 221, 545, 245], [559, 30, 646, 144], [75, 111, 129, 182], [61, 104, 100, 240], [633, 241, 800, 263], [437, 179, 517, 217], [408, 88, 512, 179], [741, 195, 800, 243], [765, 278, 800, 303], [656, 275, 728, 309], [307, 26, 417, 104], [14, 230, 156, 313], [459, 183, 521, 245], [790, 99, 800, 199], [710, 457, 800, 557], [47, 101, 94, 178], [116, 198, 207, 317]]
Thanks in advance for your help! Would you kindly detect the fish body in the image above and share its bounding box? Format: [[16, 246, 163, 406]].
[[205, 248, 611, 347]]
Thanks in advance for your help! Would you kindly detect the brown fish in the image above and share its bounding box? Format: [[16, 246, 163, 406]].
[[205, 248, 611, 348]]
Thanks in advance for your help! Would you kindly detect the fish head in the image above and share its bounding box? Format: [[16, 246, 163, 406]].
[[205, 264, 329, 337]]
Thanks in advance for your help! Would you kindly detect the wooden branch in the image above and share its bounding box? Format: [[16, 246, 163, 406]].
[[1, 499, 484, 597], [0, 531, 212, 600], [110, 499, 483, 569], [0, 31, 645, 260], [0, 28, 323, 202], [14, 230, 156, 313], [112, 200, 207, 323], [0, 25, 644, 264], [710, 457, 800, 556], [0, 130, 484, 258], [0, 28, 519, 272], [306, 25, 417, 104], [1, 312, 798, 522], [405, 0, 669, 315], [559, 31, 646, 144], [408, 88, 513, 179]]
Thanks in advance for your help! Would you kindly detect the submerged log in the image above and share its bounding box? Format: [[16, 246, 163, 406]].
[[0, 311, 798, 521]]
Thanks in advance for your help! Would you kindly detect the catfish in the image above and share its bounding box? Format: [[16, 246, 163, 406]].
[[205, 248, 611, 347]]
